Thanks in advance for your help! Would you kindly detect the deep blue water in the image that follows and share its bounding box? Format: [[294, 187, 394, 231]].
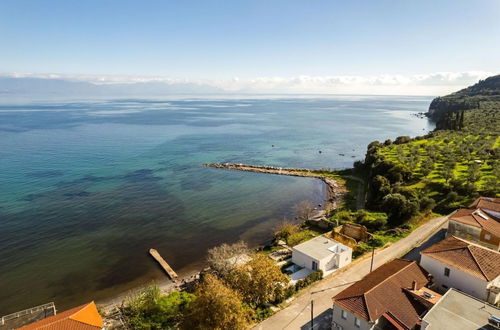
[[0, 96, 434, 313]]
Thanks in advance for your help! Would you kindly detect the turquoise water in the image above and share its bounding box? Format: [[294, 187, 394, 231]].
[[0, 96, 434, 313]]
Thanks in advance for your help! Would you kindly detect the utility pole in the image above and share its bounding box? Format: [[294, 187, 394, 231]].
[[310, 300, 314, 329], [370, 247, 375, 272]]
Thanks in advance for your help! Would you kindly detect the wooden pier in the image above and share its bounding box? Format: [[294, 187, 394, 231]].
[[149, 248, 178, 280]]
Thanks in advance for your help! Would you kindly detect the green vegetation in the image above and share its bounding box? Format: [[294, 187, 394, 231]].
[[122, 286, 195, 329], [295, 270, 323, 290], [324, 76, 499, 256], [122, 76, 499, 328], [273, 219, 327, 247], [333, 209, 388, 232], [428, 75, 500, 129], [287, 228, 324, 246], [224, 254, 290, 307], [181, 274, 252, 330], [363, 75, 499, 217]]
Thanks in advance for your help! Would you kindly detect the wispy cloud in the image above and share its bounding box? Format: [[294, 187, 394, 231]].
[[0, 71, 494, 95]]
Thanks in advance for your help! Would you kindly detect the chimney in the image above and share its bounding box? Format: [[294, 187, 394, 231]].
[[412, 280, 417, 290]]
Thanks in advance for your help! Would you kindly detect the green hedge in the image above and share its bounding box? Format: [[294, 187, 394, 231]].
[[295, 270, 323, 291]]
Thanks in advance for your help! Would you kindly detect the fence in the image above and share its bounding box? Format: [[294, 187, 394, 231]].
[[1, 302, 55, 326]]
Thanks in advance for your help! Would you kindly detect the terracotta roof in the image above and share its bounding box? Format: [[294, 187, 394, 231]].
[[421, 236, 500, 281], [469, 197, 500, 213], [333, 259, 430, 329], [449, 208, 500, 236], [18, 302, 102, 330]]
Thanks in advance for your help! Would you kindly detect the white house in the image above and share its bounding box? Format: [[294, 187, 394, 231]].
[[420, 236, 500, 305], [292, 235, 351, 277]]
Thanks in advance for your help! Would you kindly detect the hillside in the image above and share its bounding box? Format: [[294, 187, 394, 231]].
[[362, 75, 499, 218], [427, 74, 500, 129]]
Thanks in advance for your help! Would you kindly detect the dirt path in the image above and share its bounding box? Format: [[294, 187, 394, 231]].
[[254, 214, 450, 330]]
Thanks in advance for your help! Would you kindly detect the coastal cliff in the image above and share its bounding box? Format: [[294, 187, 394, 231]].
[[427, 74, 500, 128]]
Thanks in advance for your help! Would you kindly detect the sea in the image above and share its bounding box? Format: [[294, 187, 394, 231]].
[[0, 95, 434, 314]]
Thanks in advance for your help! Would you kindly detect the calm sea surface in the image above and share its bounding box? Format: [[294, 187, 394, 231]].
[[0, 96, 434, 313]]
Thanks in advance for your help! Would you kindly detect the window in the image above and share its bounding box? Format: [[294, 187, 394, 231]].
[[485, 234, 491, 240], [341, 309, 347, 320], [444, 267, 450, 277], [312, 261, 318, 271], [354, 317, 361, 328]]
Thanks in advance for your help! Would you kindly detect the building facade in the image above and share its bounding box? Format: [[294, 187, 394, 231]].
[[447, 197, 500, 251], [420, 236, 500, 305]]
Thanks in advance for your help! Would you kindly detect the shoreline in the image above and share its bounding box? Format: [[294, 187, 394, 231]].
[[98, 163, 346, 313], [203, 163, 347, 215], [98, 267, 203, 313]]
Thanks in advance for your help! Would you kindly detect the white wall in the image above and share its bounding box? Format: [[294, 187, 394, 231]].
[[292, 249, 317, 270], [420, 255, 489, 300], [295, 251, 332, 273], [322, 254, 337, 272], [337, 248, 352, 269], [332, 303, 373, 330]]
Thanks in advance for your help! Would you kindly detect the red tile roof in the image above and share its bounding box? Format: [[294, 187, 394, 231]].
[[18, 302, 102, 330], [469, 197, 500, 213], [421, 236, 500, 281], [333, 259, 430, 329], [449, 208, 500, 236]]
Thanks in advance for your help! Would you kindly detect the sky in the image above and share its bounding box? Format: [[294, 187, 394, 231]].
[[1, 0, 499, 94]]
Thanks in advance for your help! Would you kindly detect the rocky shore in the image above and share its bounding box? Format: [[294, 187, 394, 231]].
[[100, 163, 347, 318]]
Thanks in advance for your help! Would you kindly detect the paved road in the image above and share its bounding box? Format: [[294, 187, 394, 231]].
[[254, 215, 449, 330]]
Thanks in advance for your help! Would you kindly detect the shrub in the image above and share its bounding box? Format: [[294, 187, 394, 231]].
[[381, 193, 419, 224], [387, 163, 412, 182], [419, 197, 436, 212], [446, 191, 459, 202], [254, 306, 274, 321], [274, 221, 299, 245], [354, 210, 387, 231], [295, 270, 323, 291], [333, 210, 354, 224], [282, 285, 295, 300], [394, 136, 411, 144], [123, 286, 195, 330]]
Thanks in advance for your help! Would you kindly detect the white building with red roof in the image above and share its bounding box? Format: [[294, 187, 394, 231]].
[[447, 197, 500, 251], [420, 236, 500, 305]]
